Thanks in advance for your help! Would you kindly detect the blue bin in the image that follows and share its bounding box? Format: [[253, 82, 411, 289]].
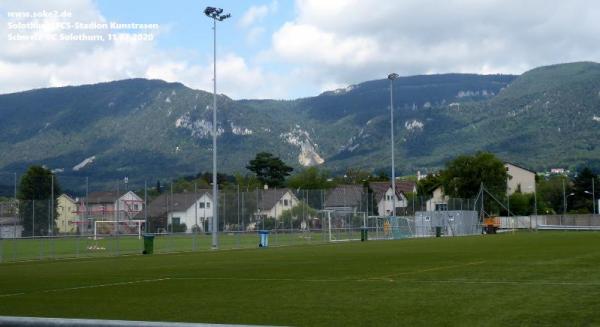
[[258, 230, 270, 247]]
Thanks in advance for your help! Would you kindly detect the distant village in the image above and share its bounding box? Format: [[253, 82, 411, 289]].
[[0, 159, 549, 239]]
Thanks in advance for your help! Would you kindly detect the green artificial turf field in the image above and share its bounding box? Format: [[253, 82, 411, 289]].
[[1, 232, 600, 326], [0, 231, 327, 262]]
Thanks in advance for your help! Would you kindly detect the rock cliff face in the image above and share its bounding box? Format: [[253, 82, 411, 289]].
[[1, 62, 600, 188]]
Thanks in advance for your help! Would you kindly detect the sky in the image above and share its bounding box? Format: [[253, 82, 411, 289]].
[[1, 0, 600, 99]]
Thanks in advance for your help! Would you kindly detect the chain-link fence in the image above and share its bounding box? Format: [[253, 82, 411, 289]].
[[3, 175, 600, 263]]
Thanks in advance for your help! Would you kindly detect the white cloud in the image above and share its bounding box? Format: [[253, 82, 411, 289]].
[[145, 53, 290, 99], [0, 0, 150, 93], [0, 0, 287, 99], [239, 5, 269, 28], [238, 1, 279, 45], [246, 26, 266, 44], [268, 0, 600, 93], [273, 22, 380, 66], [1, 0, 105, 65], [4, 0, 600, 100]]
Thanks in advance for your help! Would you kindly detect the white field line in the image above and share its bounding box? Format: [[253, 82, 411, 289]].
[[0, 292, 25, 298], [171, 277, 343, 283], [41, 277, 172, 294], [401, 279, 600, 286], [168, 261, 489, 284], [169, 275, 600, 287], [372, 260, 487, 281], [2, 275, 597, 300], [0, 278, 171, 298], [0, 241, 327, 265]]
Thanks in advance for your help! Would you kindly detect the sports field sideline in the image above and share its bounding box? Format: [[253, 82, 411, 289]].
[[1, 232, 599, 326], [0, 231, 327, 262]]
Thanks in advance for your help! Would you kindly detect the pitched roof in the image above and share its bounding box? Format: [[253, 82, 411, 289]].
[[82, 191, 121, 204], [324, 185, 365, 208], [58, 194, 76, 203], [395, 180, 417, 193], [369, 180, 416, 202], [144, 191, 211, 218], [82, 191, 141, 205], [504, 162, 536, 174], [258, 188, 295, 210]]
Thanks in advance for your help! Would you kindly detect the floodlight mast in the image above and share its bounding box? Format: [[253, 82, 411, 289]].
[[205, 6, 230, 249], [388, 73, 399, 217]]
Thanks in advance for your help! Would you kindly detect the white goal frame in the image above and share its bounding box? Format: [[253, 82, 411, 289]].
[[323, 210, 366, 242], [93, 220, 144, 240]]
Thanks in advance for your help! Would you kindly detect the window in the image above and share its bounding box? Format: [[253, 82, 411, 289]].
[[435, 203, 448, 211], [206, 202, 210, 208], [172, 217, 180, 225], [284, 199, 289, 206], [199, 202, 205, 208]]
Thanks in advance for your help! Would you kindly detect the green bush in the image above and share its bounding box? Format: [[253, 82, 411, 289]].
[[167, 223, 187, 233]]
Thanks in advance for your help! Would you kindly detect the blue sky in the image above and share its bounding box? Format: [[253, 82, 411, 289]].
[[95, 0, 294, 66], [2, 0, 600, 99], [93, 0, 306, 97]]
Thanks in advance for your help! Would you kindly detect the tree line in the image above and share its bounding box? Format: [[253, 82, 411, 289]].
[[416, 152, 599, 216], [11, 151, 600, 235]]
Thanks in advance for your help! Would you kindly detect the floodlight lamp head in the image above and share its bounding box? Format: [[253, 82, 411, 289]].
[[204, 6, 231, 21], [204, 7, 217, 16], [388, 73, 399, 80]]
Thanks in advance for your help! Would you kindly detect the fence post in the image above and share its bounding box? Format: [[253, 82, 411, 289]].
[[193, 183, 197, 252], [223, 191, 227, 242], [13, 173, 17, 262], [50, 176, 55, 259], [13, 199, 17, 261], [117, 180, 120, 256], [236, 185, 240, 249], [32, 199, 35, 238]]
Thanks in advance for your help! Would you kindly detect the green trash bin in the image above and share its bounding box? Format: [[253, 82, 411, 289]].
[[143, 234, 155, 254], [361, 228, 368, 242], [435, 226, 442, 238]]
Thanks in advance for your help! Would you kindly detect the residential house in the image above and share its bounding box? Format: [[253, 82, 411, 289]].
[[323, 185, 365, 214], [79, 191, 144, 221], [57, 194, 78, 234], [425, 186, 450, 211], [256, 188, 299, 219], [423, 163, 536, 211], [505, 163, 536, 195], [370, 181, 416, 216], [145, 191, 213, 233]]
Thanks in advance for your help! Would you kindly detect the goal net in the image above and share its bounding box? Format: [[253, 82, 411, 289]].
[[321, 210, 366, 242], [94, 220, 144, 240], [320, 210, 416, 242], [364, 216, 414, 240]]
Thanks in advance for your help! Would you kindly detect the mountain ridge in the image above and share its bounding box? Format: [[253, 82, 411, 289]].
[[1, 61, 599, 188]]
